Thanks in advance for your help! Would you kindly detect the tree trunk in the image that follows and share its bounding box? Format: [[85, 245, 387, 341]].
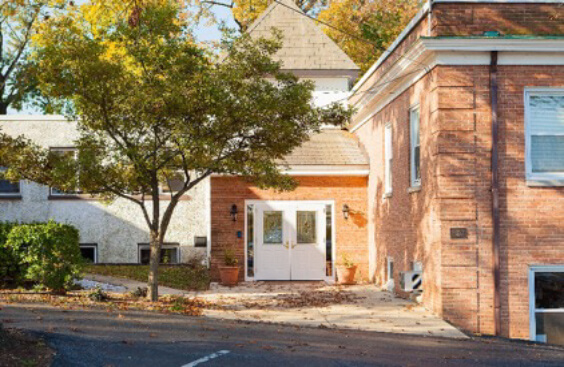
[[0, 103, 7, 115], [147, 231, 162, 302]]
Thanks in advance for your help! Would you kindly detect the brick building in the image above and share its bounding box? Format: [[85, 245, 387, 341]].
[[349, 0, 564, 343], [209, 0, 369, 284]]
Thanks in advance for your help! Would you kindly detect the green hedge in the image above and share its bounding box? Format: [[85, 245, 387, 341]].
[[0, 221, 83, 292], [85, 264, 210, 291]]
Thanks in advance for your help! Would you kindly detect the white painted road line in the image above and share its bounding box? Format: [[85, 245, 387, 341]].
[[181, 350, 231, 367]]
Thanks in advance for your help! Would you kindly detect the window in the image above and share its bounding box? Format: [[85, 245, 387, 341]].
[[525, 89, 564, 185], [80, 244, 97, 263], [49, 148, 81, 195], [386, 257, 394, 283], [384, 123, 393, 195], [138, 243, 180, 264], [410, 105, 421, 187], [247, 204, 254, 278], [0, 167, 20, 196], [529, 266, 564, 346], [161, 172, 185, 193], [325, 204, 333, 277]]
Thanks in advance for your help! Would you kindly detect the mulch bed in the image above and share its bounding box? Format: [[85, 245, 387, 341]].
[[0, 325, 53, 367]]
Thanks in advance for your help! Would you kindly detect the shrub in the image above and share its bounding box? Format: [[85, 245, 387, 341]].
[[0, 222, 22, 285], [6, 221, 83, 293], [223, 248, 238, 266]]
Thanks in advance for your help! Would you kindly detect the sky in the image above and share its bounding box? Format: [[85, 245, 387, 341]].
[[8, 2, 237, 115]]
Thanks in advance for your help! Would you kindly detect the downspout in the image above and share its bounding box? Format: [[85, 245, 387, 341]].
[[490, 51, 501, 336]]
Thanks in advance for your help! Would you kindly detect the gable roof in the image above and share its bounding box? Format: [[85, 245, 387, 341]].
[[247, 0, 359, 72]]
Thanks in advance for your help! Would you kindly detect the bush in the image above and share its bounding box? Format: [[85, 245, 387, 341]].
[[6, 221, 83, 293], [0, 222, 22, 285]]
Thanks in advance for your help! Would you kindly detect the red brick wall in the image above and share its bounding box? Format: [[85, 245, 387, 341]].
[[432, 3, 564, 36], [358, 63, 564, 338], [354, 70, 444, 316], [432, 65, 564, 338], [495, 66, 564, 339], [210, 176, 368, 282]]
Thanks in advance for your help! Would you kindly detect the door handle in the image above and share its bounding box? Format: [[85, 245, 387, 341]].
[[291, 242, 297, 249]]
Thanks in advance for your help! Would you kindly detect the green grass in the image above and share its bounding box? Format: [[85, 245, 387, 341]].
[[84, 264, 210, 291]]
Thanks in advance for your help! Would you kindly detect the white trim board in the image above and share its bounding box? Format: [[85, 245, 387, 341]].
[[349, 38, 564, 133], [0, 115, 69, 121]]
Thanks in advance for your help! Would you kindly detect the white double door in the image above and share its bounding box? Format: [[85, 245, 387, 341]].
[[255, 201, 326, 281]]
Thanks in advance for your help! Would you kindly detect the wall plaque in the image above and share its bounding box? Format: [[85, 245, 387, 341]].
[[450, 227, 468, 240]]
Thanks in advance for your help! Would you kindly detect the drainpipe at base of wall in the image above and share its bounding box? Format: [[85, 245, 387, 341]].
[[490, 50, 501, 336]]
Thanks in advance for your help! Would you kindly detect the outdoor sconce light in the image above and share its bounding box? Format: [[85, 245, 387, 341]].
[[230, 204, 238, 222], [342, 204, 350, 220]]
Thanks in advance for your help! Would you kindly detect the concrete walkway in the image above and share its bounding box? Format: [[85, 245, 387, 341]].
[[81, 275, 467, 339]]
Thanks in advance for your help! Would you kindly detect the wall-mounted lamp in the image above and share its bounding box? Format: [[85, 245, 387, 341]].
[[342, 204, 350, 220], [230, 204, 238, 222]]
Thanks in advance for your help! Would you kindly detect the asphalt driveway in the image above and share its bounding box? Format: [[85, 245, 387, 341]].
[[1, 303, 564, 367]]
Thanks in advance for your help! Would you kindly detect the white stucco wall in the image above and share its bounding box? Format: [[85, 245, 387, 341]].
[[0, 116, 210, 263]]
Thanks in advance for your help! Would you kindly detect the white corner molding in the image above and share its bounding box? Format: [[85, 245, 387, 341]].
[[0, 115, 69, 121], [349, 37, 564, 133]]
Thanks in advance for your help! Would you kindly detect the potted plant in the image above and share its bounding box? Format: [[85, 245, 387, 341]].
[[336, 253, 357, 285], [218, 247, 239, 286]]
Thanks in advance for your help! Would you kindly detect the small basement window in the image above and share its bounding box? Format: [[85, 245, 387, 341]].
[[530, 266, 564, 346], [0, 167, 20, 196], [80, 243, 97, 264], [138, 243, 180, 265]]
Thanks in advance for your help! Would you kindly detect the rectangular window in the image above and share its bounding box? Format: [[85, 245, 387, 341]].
[[410, 106, 421, 187], [161, 172, 185, 193], [247, 204, 254, 278], [386, 257, 394, 283], [80, 243, 97, 264], [530, 266, 564, 346], [325, 204, 333, 277], [525, 89, 564, 185], [49, 148, 81, 195], [384, 123, 393, 195], [138, 243, 180, 265], [0, 167, 20, 196]]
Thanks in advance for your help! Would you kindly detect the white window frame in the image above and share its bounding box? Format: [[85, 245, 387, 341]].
[[386, 257, 394, 283], [529, 265, 564, 343], [0, 166, 21, 197], [79, 243, 98, 264], [384, 123, 393, 196], [410, 105, 421, 188], [49, 147, 81, 196], [138, 243, 180, 264], [524, 88, 564, 186]]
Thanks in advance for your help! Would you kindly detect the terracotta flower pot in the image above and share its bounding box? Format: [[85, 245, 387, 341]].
[[336, 265, 357, 285], [219, 266, 240, 286]]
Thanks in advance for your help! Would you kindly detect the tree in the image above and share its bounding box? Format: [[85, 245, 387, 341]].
[[318, 0, 420, 73], [0, 0, 68, 114], [200, 0, 326, 31], [1, 0, 349, 301]]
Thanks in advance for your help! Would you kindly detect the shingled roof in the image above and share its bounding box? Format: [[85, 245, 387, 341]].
[[279, 129, 368, 171], [247, 0, 359, 72]]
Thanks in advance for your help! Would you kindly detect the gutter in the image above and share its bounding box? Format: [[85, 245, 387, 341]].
[[490, 50, 501, 336]]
